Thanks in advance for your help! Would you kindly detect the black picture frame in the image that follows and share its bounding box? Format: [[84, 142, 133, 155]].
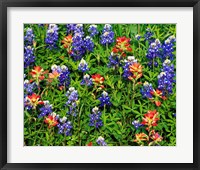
[[0, 0, 199, 169]]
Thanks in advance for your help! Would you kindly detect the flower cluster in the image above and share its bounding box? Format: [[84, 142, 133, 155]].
[[161, 35, 176, 61], [144, 28, 154, 43], [24, 28, 35, 68], [98, 91, 112, 107], [80, 74, 93, 86], [122, 56, 138, 79], [134, 110, 162, 146], [96, 136, 107, 146], [141, 110, 159, 130], [24, 80, 37, 95], [112, 36, 132, 57], [132, 120, 143, 129], [44, 113, 59, 128], [89, 107, 103, 128], [57, 117, 73, 136], [158, 59, 175, 96], [49, 65, 70, 89], [66, 87, 79, 116], [45, 24, 59, 49], [30, 66, 48, 85], [78, 58, 89, 72], [135, 34, 141, 41], [66, 24, 77, 34], [38, 101, 53, 118], [100, 24, 115, 46], [140, 82, 166, 107], [107, 52, 122, 69], [61, 34, 73, 54], [146, 39, 162, 67], [84, 36, 94, 52], [88, 25, 99, 37], [24, 28, 34, 45], [24, 93, 44, 110], [128, 62, 143, 80]]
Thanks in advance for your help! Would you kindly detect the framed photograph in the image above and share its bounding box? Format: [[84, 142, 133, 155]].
[[0, 0, 199, 169]]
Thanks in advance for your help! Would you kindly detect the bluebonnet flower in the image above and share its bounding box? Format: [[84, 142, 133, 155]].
[[84, 36, 94, 52], [132, 120, 143, 129], [24, 28, 34, 45], [74, 24, 84, 36], [71, 33, 86, 60], [146, 39, 162, 68], [89, 107, 103, 128], [38, 24, 44, 27], [96, 136, 107, 146], [24, 80, 37, 94], [78, 58, 89, 72], [57, 117, 73, 136], [66, 24, 77, 34], [108, 52, 122, 69], [58, 65, 71, 88], [88, 24, 99, 37], [45, 24, 59, 49], [98, 91, 112, 107], [144, 28, 154, 43], [158, 59, 175, 96], [24, 45, 36, 68], [100, 24, 115, 46], [122, 56, 137, 79], [38, 101, 53, 118], [80, 74, 93, 86], [135, 34, 141, 40], [161, 35, 176, 61], [140, 81, 154, 99], [66, 87, 79, 116]]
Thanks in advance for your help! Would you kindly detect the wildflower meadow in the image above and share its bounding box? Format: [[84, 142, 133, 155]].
[[24, 24, 176, 146]]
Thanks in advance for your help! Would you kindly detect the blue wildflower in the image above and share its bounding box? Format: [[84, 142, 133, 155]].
[[45, 24, 59, 49], [161, 35, 176, 61], [96, 136, 107, 146], [66, 87, 79, 116], [100, 24, 115, 46], [38, 101, 53, 118], [24, 28, 34, 45], [88, 24, 99, 37], [24, 80, 37, 94], [132, 120, 143, 129], [24, 45, 36, 68], [98, 91, 112, 107], [78, 58, 89, 72], [144, 28, 154, 43], [80, 74, 93, 86], [122, 56, 137, 79], [135, 34, 141, 40], [71, 33, 86, 60], [57, 117, 73, 136], [146, 39, 162, 68], [66, 24, 77, 34], [89, 107, 103, 128], [84, 36, 94, 52], [58, 65, 70, 88], [158, 59, 175, 96], [140, 81, 154, 99], [108, 52, 122, 69]]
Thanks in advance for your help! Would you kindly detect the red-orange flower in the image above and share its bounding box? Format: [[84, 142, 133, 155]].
[[128, 62, 143, 80], [61, 35, 73, 49], [141, 110, 159, 130], [91, 74, 105, 84], [30, 66, 48, 85], [44, 115, 59, 128], [87, 142, 93, 146], [150, 89, 167, 107], [134, 133, 149, 144], [150, 130, 163, 142], [112, 36, 132, 57], [25, 93, 44, 109]]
